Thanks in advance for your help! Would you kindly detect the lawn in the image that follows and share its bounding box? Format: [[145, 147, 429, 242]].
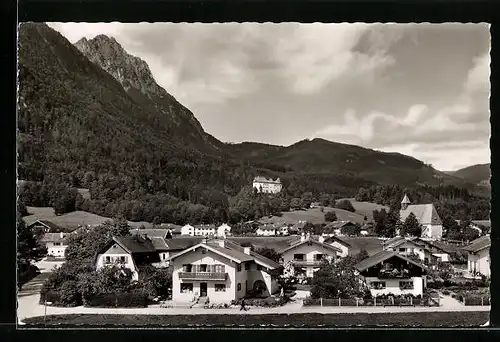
[[22, 311, 490, 327], [24, 206, 154, 231]]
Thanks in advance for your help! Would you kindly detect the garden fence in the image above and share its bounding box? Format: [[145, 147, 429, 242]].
[[303, 296, 440, 307], [462, 296, 490, 306]]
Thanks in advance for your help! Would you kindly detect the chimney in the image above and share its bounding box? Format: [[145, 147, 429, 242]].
[[218, 240, 225, 248], [202, 238, 207, 244], [300, 232, 306, 242], [243, 247, 251, 255], [60, 232, 64, 239], [318, 235, 325, 243]]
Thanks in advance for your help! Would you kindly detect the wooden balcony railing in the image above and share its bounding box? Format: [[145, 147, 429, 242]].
[[178, 272, 227, 281], [378, 269, 411, 279], [292, 260, 323, 267]]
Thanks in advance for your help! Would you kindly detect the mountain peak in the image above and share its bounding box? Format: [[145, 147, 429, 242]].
[[74, 35, 164, 97]]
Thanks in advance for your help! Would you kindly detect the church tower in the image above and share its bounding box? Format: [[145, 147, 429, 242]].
[[401, 194, 411, 210]]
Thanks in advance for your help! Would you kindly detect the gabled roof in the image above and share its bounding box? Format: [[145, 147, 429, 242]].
[[400, 204, 442, 225], [462, 235, 491, 253], [253, 176, 281, 184], [278, 237, 342, 255], [164, 236, 204, 251], [384, 236, 405, 248], [257, 225, 277, 231], [324, 235, 351, 247], [41, 232, 69, 244], [149, 236, 169, 251], [355, 250, 427, 272], [112, 235, 158, 254], [222, 240, 281, 269], [28, 220, 63, 232], [324, 221, 356, 230], [130, 228, 169, 239]]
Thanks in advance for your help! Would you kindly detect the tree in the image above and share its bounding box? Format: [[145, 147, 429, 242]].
[[255, 247, 281, 263], [324, 211, 337, 222], [341, 223, 361, 236], [335, 200, 355, 212], [355, 249, 369, 262], [17, 213, 46, 288], [290, 198, 302, 210], [18, 200, 29, 217], [401, 212, 422, 237], [310, 257, 366, 299]]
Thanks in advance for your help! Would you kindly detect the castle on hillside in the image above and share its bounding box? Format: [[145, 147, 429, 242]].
[[399, 194, 443, 240], [252, 176, 282, 194]]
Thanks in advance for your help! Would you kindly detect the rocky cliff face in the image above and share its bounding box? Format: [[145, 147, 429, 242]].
[[75, 35, 222, 152]]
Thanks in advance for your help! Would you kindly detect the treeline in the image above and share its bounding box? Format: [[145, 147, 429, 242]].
[[356, 184, 489, 221]]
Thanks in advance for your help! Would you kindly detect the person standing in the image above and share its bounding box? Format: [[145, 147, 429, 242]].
[[240, 298, 248, 311]]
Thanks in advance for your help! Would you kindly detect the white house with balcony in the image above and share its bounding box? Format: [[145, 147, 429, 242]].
[[463, 235, 490, 278], [168, 238, 281, 303], [278, 234, 341, 278], [324, 235, 351, 258], [94, 235, 162, 281], [355, 250, 428, 296], [383, 236, 449, 265], [252, 176, 282, 194]]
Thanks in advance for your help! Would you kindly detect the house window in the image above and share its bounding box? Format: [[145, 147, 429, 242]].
[[294, 254, 305, 261], [214, 264, 225, 273], [370, 281, 386, 290], [180, 283, 193, 293], [199, 264, 207, 272], [215, 284, 226, 292], [119, 256, 127, 263], [104, 256, 112, 264], [245, 263, 250, 270], [399, 281, 414, 290], [237, 264, 242, 272], [53, 242, 61, 246], [237, 283, 242, 291], [257, 265, 262, 271], [315, 254, 323, 261], [399, 248, 406, 252], [182, 264, 193, 272]]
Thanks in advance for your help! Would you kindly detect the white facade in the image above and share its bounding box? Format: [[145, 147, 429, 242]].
[[326, 239, 350, 258], [181, 224, 195, 236], [256, 228, 276, 236], [281, 241, 338, 278], [170, 244, 279, 303], [278, 226, 289, 236], [364, 276, 426, 296], [95, 243, 139, 281], [252, 177, 282, 194], [421, 224, 443, 240], [217, 224, 231, 237], [467, 247, 490, 277], [46, 243, 67, 258], [194, 225, 216, 236]]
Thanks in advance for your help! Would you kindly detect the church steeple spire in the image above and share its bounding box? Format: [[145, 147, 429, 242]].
[[401, 194, 411, 210]]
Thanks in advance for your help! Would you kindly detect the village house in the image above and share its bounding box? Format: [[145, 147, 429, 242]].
[[310, 202, 321, 209], [256, 225, 277, 236], [194, 224, 216, 237], [41, 232, 69, 259], [355, 250, 428, 297], [383, 236, 449, 265], [324, 221, 358, 236], [28, 219, 64, 234], [168, 238, 281, 303], [252, 176, 282, 194], [159, 223, 182, 236], [181, 224, 195, 236], [324, 235, 351, 257], [463, 235, 490, 278], [399, 194, 443, 240], [216, 223, 232, 238], [95, 235, 161, 281], [278, 233, 342, 278]]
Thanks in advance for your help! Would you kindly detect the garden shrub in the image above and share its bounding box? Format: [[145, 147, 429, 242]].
[[84, 291, 149, 308]]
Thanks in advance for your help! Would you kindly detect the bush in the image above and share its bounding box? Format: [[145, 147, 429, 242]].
[[39, 290, 80, 307], [442, 290, 450, 295], [84, 291, 149, 308]]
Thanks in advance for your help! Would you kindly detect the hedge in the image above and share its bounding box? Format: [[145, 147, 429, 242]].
[[39, 290, 80, 307], [83, 292, 149, 308], [463, 296, 490, 306]]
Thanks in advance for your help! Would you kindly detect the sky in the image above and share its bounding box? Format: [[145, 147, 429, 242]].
[[47, 23, 490, 171]]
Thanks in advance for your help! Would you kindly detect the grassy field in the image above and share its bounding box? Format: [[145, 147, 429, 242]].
[[24, 206, 154, 231], [343, 199, 389, 221], [22, 311, 490, 327]]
